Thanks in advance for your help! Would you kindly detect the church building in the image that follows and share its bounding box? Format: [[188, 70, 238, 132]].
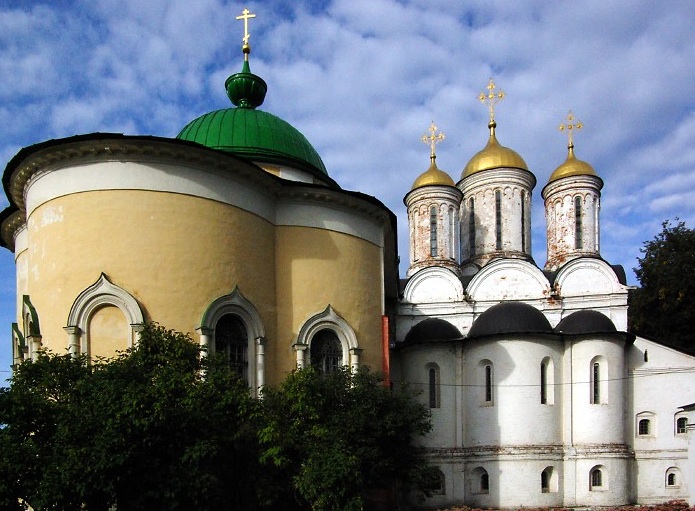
[[1, 10, 693, 510]]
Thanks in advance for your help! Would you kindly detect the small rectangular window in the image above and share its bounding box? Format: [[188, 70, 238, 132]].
[[575, 196, 583, 250], [540, 362, 547, 404]]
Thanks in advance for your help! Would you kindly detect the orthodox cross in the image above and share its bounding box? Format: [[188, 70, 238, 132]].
[[558, 110, 583, 146], [422, 121, 446, 158], [478, 78, 505, 122], [236, 8, 256, 46]]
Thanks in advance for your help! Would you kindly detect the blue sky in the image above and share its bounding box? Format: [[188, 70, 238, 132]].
[[1, 0, 694, 379]]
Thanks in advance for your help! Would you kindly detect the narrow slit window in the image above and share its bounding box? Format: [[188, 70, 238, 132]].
[[430, 206, 438, 257], [521, 190, 526, 252], [495, 190, 502, 250], [485, 365, 492, 402], [575, 196, 583, 249], [468, 198, 476, 257], [540, 362, 547, 404], [592, 362, 600, 404]]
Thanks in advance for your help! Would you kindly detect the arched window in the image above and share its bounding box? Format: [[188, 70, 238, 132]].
[[480, 472, 490, 493], [479, 360, 493, 405], [310, 329, 343, 374], [468, 198, 476, 256], [666, 467, 680, 488], [430, 206, 438, 257], [676, 415, 688, 435], [427, 363, 440, 409], [495, 190, 502, 250], [590, 356, 607, 404], [541, 470, 549, 493], [425, 468, 445, 495], [199, 287, 266, 397], [521, 190, 527, 252], [575, 195, 583, 249], [541, 361, 547, 404], [638, 419, 651, 436], [472, 467, 489, 494], [590, 467, 603, 490], [214, 314, 248, 381], [295, 305, 359, 372], [66, 274, 144, 358], [449, 206, 456, 259], [540, 357, 555, 405], [541, 466, 557, 493], [636, 412, 655, 437]]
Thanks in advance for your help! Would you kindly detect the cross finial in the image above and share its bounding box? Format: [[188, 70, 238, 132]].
[[558, 110, 583, 147], [421, 121, 446, 159], [236, 8, 256, 58], [478, 78, 506, 122]]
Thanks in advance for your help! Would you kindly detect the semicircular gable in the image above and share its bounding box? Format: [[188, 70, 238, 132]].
[[555, 258, 627, 297], [403, 267, 464, 304], [467, 259, 550, 302]]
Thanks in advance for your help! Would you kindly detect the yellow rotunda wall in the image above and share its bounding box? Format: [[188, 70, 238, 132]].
[[24, 189, 277, 358]]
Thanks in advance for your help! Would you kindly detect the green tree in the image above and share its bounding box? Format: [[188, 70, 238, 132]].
[[629, 219, 695, 354], [0, 324, 259, 510], [258, 367, 432, 511]]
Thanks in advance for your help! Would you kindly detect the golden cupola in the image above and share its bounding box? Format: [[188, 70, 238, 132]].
[[542, 111, 603, 271], [462, 119, 529, 178], [458, 79, 535, 267], [411, 157, 455, 190], [547, 143, 599, 183], [404, 122, 462, 278]]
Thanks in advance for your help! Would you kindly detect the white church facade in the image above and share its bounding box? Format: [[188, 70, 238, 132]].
[[393, 109, 695, 508], [1, 12, 694, 510]]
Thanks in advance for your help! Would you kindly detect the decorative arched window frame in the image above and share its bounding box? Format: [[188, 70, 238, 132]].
[[636, 411, 656, 437], [294, 305, 360, 372], [22, 295, 42, 361], [665, 467, 680, 488], [198, 287, 266, 397], [65, 274, 144, 358]]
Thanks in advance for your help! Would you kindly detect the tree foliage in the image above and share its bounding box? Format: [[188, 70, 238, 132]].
[[0, 325, 433, 510], [259, 367, 432, 511], [0, 324, 259, 511], [629, 219, 695, 353]]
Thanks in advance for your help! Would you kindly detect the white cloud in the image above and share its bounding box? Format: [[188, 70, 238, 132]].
[[1, 0, 695, 373]]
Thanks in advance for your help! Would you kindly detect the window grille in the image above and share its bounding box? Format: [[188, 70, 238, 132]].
[[215, 314, 248, 381], [311, 330, 342, 374]]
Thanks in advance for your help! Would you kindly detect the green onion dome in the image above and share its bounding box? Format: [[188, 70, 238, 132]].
[[177, 60, 328, 178]]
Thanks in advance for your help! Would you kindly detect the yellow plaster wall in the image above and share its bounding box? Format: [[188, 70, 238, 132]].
[[25, 190, 277, 358], [88, 304, 129, 359], [273, 226, 384, 378]]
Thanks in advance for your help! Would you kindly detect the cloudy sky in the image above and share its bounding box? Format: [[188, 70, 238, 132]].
[[1, 0, 694, 377]]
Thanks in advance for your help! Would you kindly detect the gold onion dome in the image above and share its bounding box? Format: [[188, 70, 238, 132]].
[[462, 121, 528, 179], [411, 156, 455, 190], [547, 143, 598, 183]]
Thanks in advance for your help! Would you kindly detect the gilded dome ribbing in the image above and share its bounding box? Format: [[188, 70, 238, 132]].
[[462, 121, 528, 179]]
